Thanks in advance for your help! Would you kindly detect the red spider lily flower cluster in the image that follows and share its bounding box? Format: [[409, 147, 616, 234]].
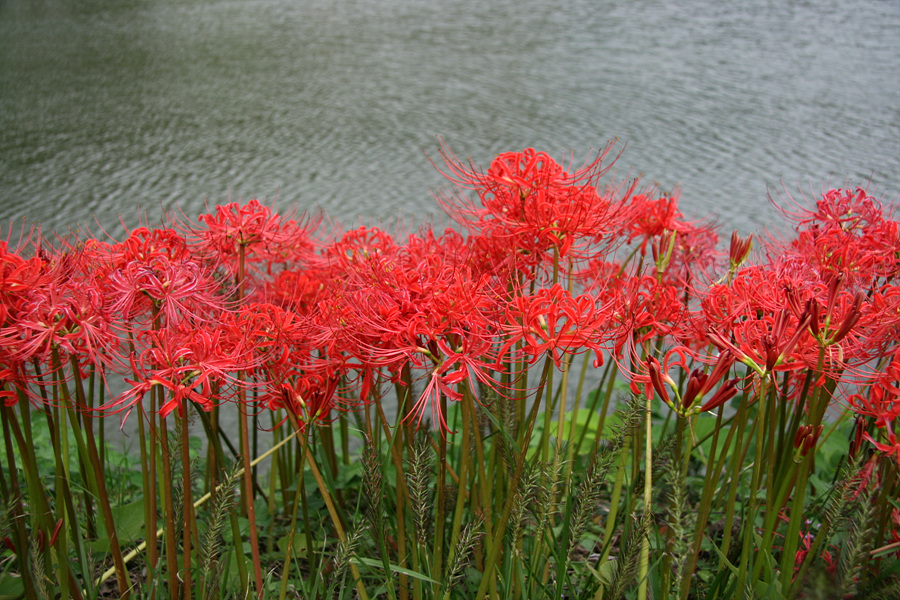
[[640, 349, 739, 417], [434, 141, 636, 279], [0, 147, 898, 460]]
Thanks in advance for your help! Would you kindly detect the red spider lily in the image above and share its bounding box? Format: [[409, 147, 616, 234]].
[[632, 346, 692, 403], [869, 283, 900, 351], [792, 424, 824, 461], [499, 284, 612, 369], [264, 268, 327, 315], [434, 141, 634, 269], [309, 225, 513, 433], [644, 355, 675, 405], [625, 189, 684, 253], [772, 186, 900, 288], [114, 226, 192, 265], [863, 430, 900, 470], [623, 188, 721, 288], [849, 349, 900, 429], [576, 259, 628, 292], [636, 347, 739, 416], [0, 241, 125, 397], [266, 372, 341, 429], [192, 199, 318, 270], [225, 302, 312, 370], [598, 274, 690, 359], [107, 251, 229, 330], [403, 334, 500, 434], [665, 222, 721, 288], [728, 231, 753, 270], [792, 524, 838, 579], [707, 308, 813, 379], [679, 351, 739, 414], [319, 226, 396, 268], [0, 240, 52, 329], [105, 325, 250, 419]]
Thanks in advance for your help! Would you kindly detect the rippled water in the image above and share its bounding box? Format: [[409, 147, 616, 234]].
[[2, 0, 898, 239]]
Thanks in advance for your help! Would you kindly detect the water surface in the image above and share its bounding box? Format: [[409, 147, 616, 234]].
[[2, 0, 898, 238]]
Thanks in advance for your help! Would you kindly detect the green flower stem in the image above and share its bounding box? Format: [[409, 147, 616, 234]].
[[573, 353, 610, 457], [472, 399, 492, 563], [599, 427, 631, 565], [565, 350, 592, 473], [475, 355, 552, 600], [1, 403, 39, 600], [445, 387, 473, 597], [637, 390, 653, 600], [157, 416, 180, 600], [179, 414, 194, 599], [59, 352, 131, 598], [97, 424, 301, 590], [279, 427, 310, 600], [589, 360, 619, 458], [47, 403, 70, 599], [737, 376, 771, 595], [235, 244, 264, 598], [778, 354, 826, 588], [289, 415, 370, 600], [680, 406, 735, 600], [136, 381, 158, 579], [432, 394, 449, 592], [238, 384, 264, 598], [755, 453, 803, 584], [555, 350, 573, 464], [194, 403, 249, 595], [716, 388, 752, 578]]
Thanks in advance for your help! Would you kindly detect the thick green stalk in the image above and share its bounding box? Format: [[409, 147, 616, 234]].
[[180, 415, 194, 599], [474, 356, 552, 600], [236, 243, 264, 597], [736, 377, 771, 594], [290, 416, 370, 600], [444, 388, 472, 598], [158, 417, 180, 600], [1, 403, 39, 600], [637, 391, 653, 600], [680, 406, 733, 599]]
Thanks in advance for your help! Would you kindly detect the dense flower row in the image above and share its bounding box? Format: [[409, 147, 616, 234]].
[[0, 149, 898, 467], [2, 144, 900, 599]]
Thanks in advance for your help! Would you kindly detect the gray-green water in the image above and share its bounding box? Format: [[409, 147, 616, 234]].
[[2, 0, 898, 237]]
